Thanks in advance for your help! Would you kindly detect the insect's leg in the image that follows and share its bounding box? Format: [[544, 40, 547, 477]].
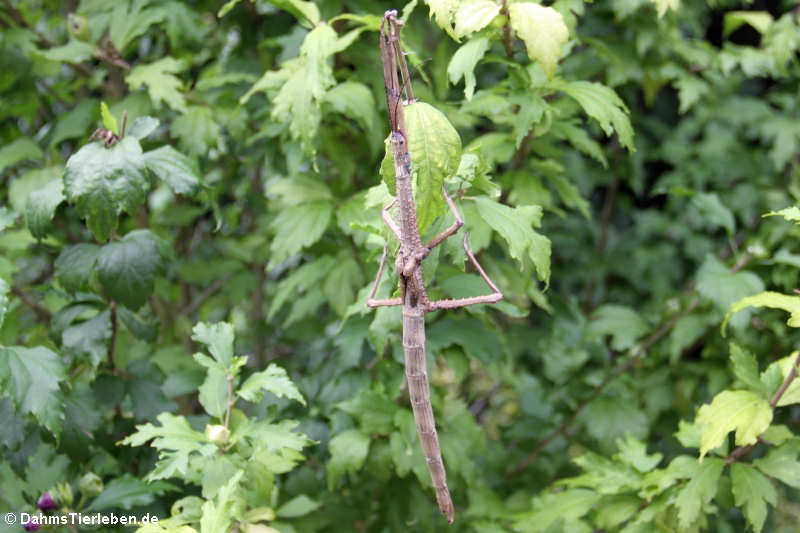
[[425, 183, 464, 251], [426, 232, 503, 311], [367, 244, 402, 308], [382, 198, 401, 239]]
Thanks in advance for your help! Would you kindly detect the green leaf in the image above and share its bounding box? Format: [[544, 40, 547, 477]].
[[171, 106, 221, 156], [724, 11, 773, 38], [25, 178, 64, 239], [62, 309, 112, 368], [474, 196, 550, 281], [692, 192, 735, 235], [424, 0, 459, 40], [200, 470, 243, 533], [0, 346, 65, 435], [730, 464, 776, 533], [674, 458, 724, 530], [100, 101, 119, 135], [0, 137, 43, 175], [338, 389, 397, 435], [508, 3, 569, 79], [276, 494, 321, 518], [722, 291, 800, 336], [192, 322, 235, 367], [615, 434, 663, 473], [0, 206, 17, 233], [729, 343, 766, 396], [268, 0, 321, 28], [696, 390, 772, 460], [771, 354, 800, 407], [764, 206, 800, 224], [96, 230, 164, 309], [0, 278, 8, 330], [380, 102, 462, 233], [39, 39, 95, 63], [588, 305, 648, 351], [127, 116, 160, 140], [119, 412, 215, 481], [197, 364, 227, 419], [238, 364, 306, 406], [89, 474, 175, 511], [144, 145, 201, 195], [327, 429, 370, 490], [754, 440, 800, 489], [126, 57, 187, 113], [55, 243, 100, 293], [558, 451, 640, 494], [50, 99, 98, 148], [109, 0, 166, 51], [267, 202, 333, 269], [513, 489, 601, 532], [454, 0, 501, 38], [697, 255, 764, 329], [551, 80, 635, 152], [448, 37, 490, 101], [652, 0, 679, 18], [63, 136, 150, 242], [322, 81, 377, 135]]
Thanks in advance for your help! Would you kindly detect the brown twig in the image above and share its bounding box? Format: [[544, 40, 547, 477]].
[[499, 0, 515, 58]]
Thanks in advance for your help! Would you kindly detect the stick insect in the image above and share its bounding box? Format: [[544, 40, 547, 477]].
[[367, 11, 503, 523]]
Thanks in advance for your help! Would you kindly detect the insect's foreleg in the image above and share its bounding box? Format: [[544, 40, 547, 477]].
[[366, 244, 402, 308]]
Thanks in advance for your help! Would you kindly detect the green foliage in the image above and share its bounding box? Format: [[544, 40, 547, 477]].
[[2, 0, 800, 532]]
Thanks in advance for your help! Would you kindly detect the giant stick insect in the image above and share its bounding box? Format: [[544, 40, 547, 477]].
[[366, 10, 504, 523]]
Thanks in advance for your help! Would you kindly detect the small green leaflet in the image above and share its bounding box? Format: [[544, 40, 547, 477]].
[[267, 201, 333, 269], [0, 346, 65, 436], [238, 363, 306, 406], [587, 305, 648, 351], [39, 39, 95, 63], [144, 145, 201, 196], [54, 243, 100, 293], [723, 11, 773, 38], [171, 106, 220, 157], [652, 0, 679, 18], [126, 57, 187, 113], [327, 428, 370, 489], [127, 116, 160, 140], [192, 322, 235, 367], [63, 136, 150, 242], [96, 230, 164, 310], [551, 80, 635, 152], [424, 0, 459, 40], [199, 470, 242, 533], [100, 102, 119, 135], [0, 137, 44, 175], [721, 291, 800, 335], [454, 0, 501, 39], [754, 440, 800, 489], [25, 178, 64, 239], [474, 196, 550, 281], [119, 412, 216, 481], [448, 37, 490, 101], [513, 489, 601, 532], [276, 494, 321, 518], [730, 464, 776, 533], [695, 390, 772, 460], [0, 278, 8, 330], [729, 343, 767, 396], [673, 458, 724, 530], [508, 3, 569, 79], [109, 0, 166, 51], [764, 205, 800, 223]]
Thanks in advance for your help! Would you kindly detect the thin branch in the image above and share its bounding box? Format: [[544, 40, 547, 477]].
[[499, 0, 515, 58], [179, 274, 234, 316], [224, 373, 234, 430], [11, 285, 52, 323]]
